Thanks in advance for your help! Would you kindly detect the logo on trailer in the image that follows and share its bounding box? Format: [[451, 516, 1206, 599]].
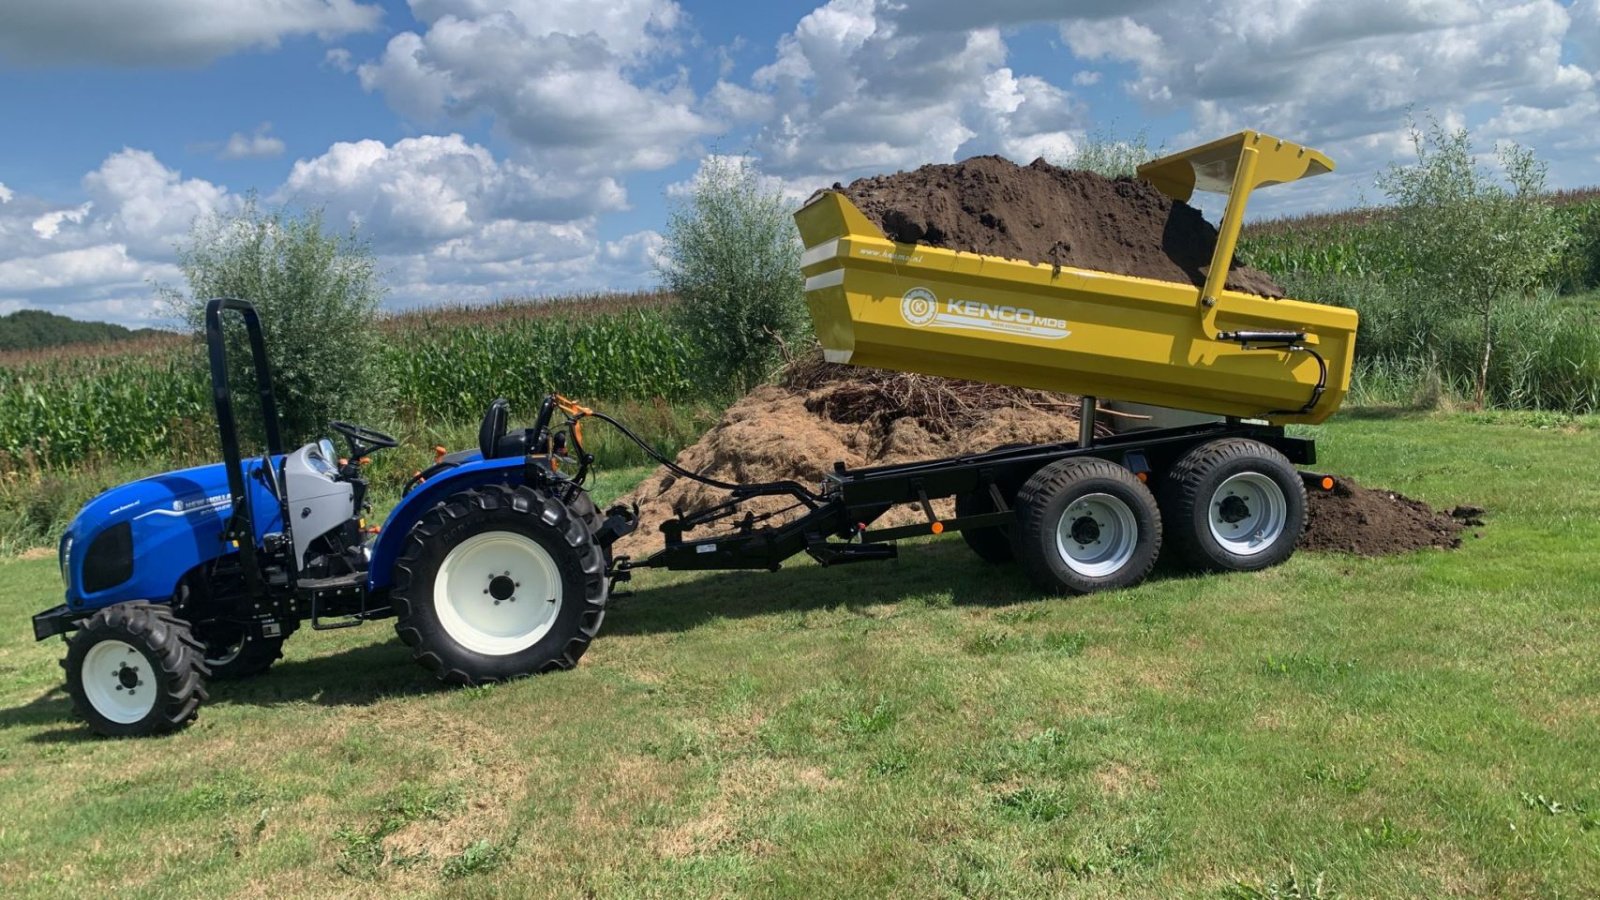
[[900, 287, 938, 326], [897, 287, 1070, 340]]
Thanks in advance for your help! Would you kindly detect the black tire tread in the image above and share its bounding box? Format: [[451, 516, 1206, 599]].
[[1012, 457, 1162, 594], [66, 601, 208, 737], [1160, 438, 1306, 572], [391, 484, 607, 686]]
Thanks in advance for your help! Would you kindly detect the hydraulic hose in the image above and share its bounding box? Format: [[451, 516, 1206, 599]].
[[575, 411, 823, 504]]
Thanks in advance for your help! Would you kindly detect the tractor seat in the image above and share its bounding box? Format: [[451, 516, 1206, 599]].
[[477, 398, 529, 460]]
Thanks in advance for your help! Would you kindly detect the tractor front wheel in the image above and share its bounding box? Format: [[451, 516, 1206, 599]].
[[65, 602, 208, 737], [391, 485, 608, 685]]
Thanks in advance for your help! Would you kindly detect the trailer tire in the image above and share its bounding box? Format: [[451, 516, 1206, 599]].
[[1012, 458, 1162, 594], [65, 601, 208, 737], [955, 443, 1028, 564], [391, 484, 608, 686], [1160, 438, 1305, 572]]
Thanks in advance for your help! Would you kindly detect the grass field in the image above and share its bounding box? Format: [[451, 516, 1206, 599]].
[[1, 411, 1597, 898]]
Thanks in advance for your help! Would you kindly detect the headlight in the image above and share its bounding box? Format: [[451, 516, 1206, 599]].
[[59, 534, 72, 589]]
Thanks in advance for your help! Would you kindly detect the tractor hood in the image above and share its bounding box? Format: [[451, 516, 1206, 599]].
[[61, 458, 285, 612]]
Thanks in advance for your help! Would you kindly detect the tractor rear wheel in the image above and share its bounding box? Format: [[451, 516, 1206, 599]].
[[193, 621, 285, 680], [391, 485, 608, 686], [1012, 458, 1162, 594], [1159, 438, 1305, 572], [65, 601, 208, 737]]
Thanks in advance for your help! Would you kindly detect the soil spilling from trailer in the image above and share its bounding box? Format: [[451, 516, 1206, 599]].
[[830, 156, 1286, 298], [1302, 478, 1470, 556], [612, 362, 1472, 561]]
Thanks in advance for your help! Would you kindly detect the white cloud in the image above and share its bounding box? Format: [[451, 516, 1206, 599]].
[[1048, 0, 1600, 207], [0, 183, 12, 204], [733, 0, 1087, 186], [0, 245, 148, 293], [1072, 70, 1102, 87], [32, 203, 92, 240], [276, 134, 628, 251], [0, 138, 659, 324], [82, 149, 234, 254], [354, 0, 714, 175], [0, 0, 383, 66], [218, 123, 287, 160]]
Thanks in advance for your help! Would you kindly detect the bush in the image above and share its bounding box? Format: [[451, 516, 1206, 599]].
[[160, 197, 386, 447], [660, 157, 806, 392], [1063, 128, 1161, 178], [1375, 116, 1568, 407], [1285, 271, 1600, 413]]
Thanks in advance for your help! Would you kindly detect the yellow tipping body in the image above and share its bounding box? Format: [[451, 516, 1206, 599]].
[[793, 131, 1358, 425]]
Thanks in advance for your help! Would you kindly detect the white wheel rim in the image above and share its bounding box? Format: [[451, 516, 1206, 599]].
[[82, 640, 157, 724], [433, 530, 562, 656], [1054, 492, 1139, 577], [1208, 472, 1288, 557]]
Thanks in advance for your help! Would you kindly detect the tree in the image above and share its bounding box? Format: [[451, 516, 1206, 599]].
[[1376, 116, 1568, 408], [160, 197, 387, 446], [660, 157, 807, 392]]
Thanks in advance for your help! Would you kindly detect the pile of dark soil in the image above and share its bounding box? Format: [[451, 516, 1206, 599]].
[[832, 156, 1285, 297], [1302, 478, 1474, 556]]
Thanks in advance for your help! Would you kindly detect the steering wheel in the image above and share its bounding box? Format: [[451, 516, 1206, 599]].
[[329, 420, 398, 457]]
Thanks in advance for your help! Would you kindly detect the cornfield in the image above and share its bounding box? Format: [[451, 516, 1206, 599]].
[[0, 292, 702, 472]]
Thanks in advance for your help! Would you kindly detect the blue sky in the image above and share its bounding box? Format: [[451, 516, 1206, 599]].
[[2, 0, 1598, 325]]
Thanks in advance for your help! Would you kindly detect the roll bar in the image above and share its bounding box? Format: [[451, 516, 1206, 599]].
[[203, 298, 286, 595]]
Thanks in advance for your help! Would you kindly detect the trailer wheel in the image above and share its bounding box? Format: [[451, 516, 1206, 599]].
[[65, 601, 208, 737], [1012, 458, 1162, 594], [391, 485, 608, 686], [955, 443, 1027, 564], [1160, 438, 1305, 572]]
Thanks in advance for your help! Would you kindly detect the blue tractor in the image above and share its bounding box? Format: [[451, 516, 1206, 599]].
[[32, 299, 635, 736]]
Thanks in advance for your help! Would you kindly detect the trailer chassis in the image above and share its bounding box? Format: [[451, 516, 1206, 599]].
[[617, 399, 1318, 578]]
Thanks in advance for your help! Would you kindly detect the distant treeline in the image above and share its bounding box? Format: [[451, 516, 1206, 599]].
[[0, 309, 167, 352]]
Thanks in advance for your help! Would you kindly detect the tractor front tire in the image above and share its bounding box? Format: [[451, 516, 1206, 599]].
[[65, 601, 208, 738], [392, 485, 608, 686]]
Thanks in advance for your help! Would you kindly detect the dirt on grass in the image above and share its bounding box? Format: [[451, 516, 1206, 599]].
[[830, 156, 1285, 297], [613, 364, 1473, 561], [1302, 478, 1470, 556]]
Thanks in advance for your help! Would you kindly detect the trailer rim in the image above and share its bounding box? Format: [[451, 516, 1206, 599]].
[[433, 530, 563, 656], [1054, 492, 1139, 577], [1207, 472, 1288, 557]]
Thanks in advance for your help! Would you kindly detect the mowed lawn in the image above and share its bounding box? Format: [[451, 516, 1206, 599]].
[[1, 412, 1597, 898]]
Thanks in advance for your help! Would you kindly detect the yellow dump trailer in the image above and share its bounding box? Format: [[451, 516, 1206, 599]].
[[795, 131, 1358, 424]]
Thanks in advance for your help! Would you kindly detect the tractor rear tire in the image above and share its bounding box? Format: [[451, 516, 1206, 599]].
[[391, 484, 608, 686], [194, 622, 285, 680], [65, 601, 208, 737], [1159, 438, 1305, 572], [1012, 458, 1162, 595]]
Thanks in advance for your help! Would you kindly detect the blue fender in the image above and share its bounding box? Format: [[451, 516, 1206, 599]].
[[366, 454, 527, 590]]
